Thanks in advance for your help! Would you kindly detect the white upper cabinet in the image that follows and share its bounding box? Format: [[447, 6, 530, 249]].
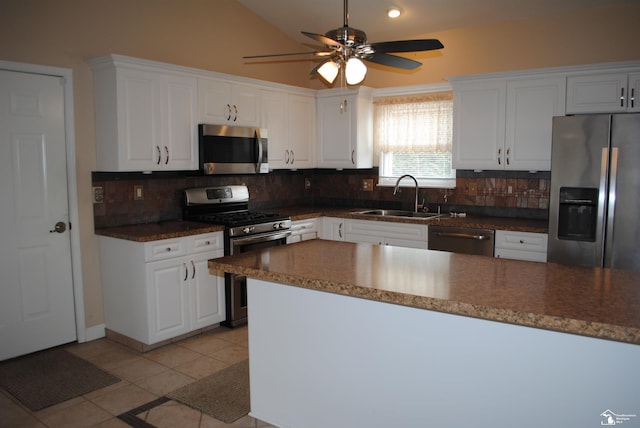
[[452, 80, 506, 170], [452, 75, 565, 171], [198, 78, 261, 126], [505, 76, 566, 171], [262, 89, 316, 169], [316, 87, 373, 169], [566, 71, 640, 113], [90, 56, 198, 172]]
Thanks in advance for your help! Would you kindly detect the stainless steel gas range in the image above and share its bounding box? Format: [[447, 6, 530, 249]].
[[183, 185, 291, 327]]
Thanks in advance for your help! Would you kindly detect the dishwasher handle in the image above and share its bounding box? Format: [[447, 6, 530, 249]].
[[434, 231, 491, 241]]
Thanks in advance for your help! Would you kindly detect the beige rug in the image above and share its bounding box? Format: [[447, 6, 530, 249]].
[[167, 359, 250, 423], [0, 348, 120, 411]]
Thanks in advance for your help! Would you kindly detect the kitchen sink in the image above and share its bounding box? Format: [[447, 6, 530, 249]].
[[353, 209, 442, 219]]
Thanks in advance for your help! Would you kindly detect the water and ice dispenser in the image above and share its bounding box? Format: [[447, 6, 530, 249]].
[[557, 187, 599, 242]]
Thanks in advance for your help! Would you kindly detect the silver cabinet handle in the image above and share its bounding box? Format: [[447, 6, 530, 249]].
[[497, 147, 502, 165], [631, 88, 635, 109], [338, 222, 343, 238], [285, 150, 290, 164], [351, 149, 355, 165], [226, 104, 232, 121], [291, 150, 295, 165], [183, 263, 188, 281], [506, 147, 510, 166], [164, 146, 169, 165], [191, 260, 196, 279], [620, 88, 625, 107], [233, 104, 238, 122], [156, 146, 161, 165]]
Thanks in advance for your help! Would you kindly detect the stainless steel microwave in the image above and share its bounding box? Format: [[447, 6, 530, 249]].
[[198, 124, 269, 174]]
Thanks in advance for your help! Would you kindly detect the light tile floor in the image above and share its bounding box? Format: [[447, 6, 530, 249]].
[[0, 326, 276, 428]]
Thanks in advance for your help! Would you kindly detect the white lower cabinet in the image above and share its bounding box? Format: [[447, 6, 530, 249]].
[[345, 219, 428, 249], [287, 218, 319, 243], [99, 231, 225, 345], [320, 217, 346, 241], [494, 230, 548, 262]]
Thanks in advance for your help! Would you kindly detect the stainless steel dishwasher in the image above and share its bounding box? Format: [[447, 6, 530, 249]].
[[428, 225, 494, 256]]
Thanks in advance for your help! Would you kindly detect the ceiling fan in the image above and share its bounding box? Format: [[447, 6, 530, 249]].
[[243, 0, 444, 86]]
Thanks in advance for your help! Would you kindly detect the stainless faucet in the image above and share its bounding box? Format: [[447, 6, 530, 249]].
[[393, 174, 420, 213]]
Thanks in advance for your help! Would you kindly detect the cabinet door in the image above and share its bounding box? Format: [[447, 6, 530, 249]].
[[345, 219, 428, 249], [232, 83, 261, 127], [261, 90, 289, 169], [117, 68, 161, 171], [505, 77, 565, 171], [317, 95, 354, 168], [288, 94, 315, 168], [452, 81, 506, 170], [190, 250, 226, 329], [162, 74, 197, 170], [146, 257, 190, 343], [198, 79, 260, 126], [320, 217, 345, 241], [565, 73, 628, 114], [198, 78, 232, 124]]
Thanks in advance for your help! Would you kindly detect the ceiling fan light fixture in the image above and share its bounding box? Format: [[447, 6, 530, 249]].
[[317, 59, 340, 84], [345, 57, 367, 85], [387, 7, 401, 19]]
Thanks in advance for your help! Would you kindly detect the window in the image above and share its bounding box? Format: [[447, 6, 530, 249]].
[[373, 91, 455, 188]]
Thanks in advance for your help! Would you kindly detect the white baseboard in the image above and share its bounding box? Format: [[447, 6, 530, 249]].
[[82, 324, 106, 342]]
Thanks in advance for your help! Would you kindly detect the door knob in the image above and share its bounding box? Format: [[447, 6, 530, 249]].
[[50, 221, 67, 233]]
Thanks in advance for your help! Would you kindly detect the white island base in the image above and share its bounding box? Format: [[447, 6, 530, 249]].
[[247, 278, 639, 428]]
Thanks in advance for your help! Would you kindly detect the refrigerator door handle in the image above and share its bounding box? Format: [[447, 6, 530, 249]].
[[604, 147, 619, 268]]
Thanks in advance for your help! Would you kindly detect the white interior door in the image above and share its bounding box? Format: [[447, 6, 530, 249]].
[[0, 69, 77, 360]]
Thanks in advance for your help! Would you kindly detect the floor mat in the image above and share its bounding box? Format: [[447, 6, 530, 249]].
[[0, 347, 120, 411], [167, 359, 249, 424]]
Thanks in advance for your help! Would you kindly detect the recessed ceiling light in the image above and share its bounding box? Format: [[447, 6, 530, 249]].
[[387, 7, 401, 19]]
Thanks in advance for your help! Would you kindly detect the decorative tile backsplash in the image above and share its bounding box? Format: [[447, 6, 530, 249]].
[[92, 169, 550, 228]]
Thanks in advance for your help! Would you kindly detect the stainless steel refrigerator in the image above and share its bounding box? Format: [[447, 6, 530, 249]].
[[548, 113, 640, 271]]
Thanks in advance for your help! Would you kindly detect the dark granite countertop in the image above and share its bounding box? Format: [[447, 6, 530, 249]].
[[94, 221, 223, 242], [277, 206, 548, 233], [210, 239, 640, 345]]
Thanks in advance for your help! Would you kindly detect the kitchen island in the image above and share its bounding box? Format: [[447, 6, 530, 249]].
[[209, 240, 640, 428]]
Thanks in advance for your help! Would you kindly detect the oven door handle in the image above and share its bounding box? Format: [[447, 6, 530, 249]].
[[231, 230, 291, 246]]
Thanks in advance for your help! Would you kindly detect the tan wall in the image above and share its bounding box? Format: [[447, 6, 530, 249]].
[[0, 0, 639, 330]]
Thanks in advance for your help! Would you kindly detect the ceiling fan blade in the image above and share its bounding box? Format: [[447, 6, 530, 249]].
[[370, 39, 444, 53], [301, 31, 343, 48], [243, 51, 332, 59], [363, 52, 422, 70]]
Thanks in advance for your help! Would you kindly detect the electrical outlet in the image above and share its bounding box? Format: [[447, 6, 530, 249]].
[[468, 183, 477, 196], [507, 185, 513, 194], [362, 179, 373, 192], [92, 186, 104, 204], [134, 185, 144, 200]]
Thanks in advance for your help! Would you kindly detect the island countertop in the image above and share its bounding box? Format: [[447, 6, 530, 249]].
[[209, 239, 640, 345]]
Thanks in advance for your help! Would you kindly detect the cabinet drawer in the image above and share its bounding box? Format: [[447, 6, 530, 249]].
[[495, 248, 547, 263], [144, 238, 188, 261], [495, 230, 548, 253], [189, 232, 224, 254]]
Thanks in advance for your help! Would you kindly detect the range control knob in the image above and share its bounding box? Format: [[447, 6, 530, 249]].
[[273, 223, 280, 230], [243, 226, 255, 234]]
